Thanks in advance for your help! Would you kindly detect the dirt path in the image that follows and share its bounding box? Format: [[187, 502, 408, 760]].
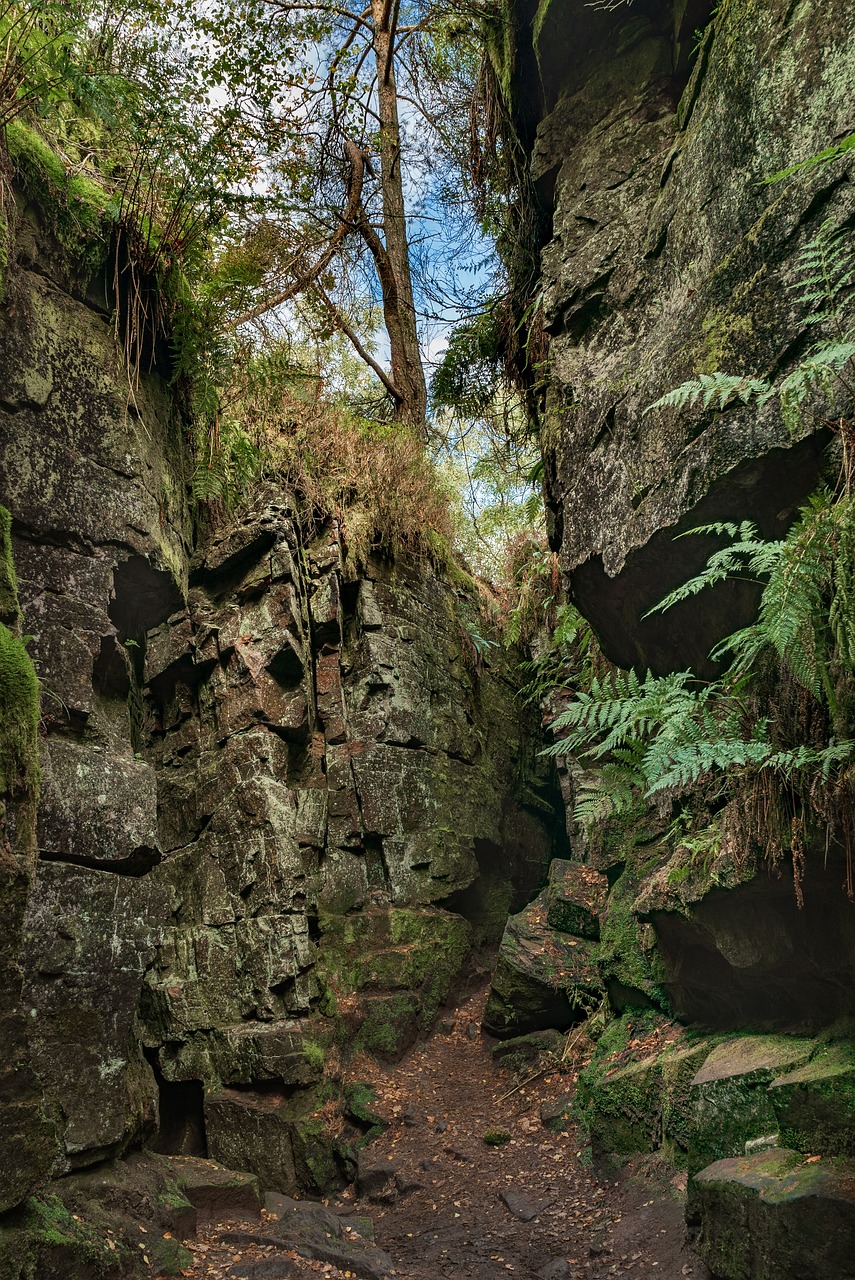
[[176, 982, 711, 1280]]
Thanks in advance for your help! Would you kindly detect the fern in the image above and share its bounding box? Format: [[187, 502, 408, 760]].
[[546, 491, 855, 821], [645, 373, 773, 416], [790, 221, 855, 331], [646, 222, 854, 437], [647, 521, 783, 617]]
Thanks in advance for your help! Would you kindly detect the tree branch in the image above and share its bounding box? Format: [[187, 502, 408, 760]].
[[226, 139, 367, 330], [313, 283, 401, 401], [382, 0, 401, 83]]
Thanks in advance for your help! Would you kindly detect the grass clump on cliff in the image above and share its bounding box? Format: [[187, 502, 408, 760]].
[[195, 344, 458, 575]]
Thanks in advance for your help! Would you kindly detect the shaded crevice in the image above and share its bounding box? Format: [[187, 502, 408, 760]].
[[38, 845, 162, 877], [109, 555, 184, 639], [144, 1048, 208, 1158]]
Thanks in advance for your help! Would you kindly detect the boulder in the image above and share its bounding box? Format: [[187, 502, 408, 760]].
[[689, 1035, 814, 1175], [545, 860, 608, 939], [692, 1148, 855, 1280], [483, 892, 603, 1037]]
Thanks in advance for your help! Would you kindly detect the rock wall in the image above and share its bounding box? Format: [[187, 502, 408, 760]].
[[503, 0, 853, 671], [0, 173, 560, 1208], [486, 4, 855, 1270], [486, 0, 855, 1038]]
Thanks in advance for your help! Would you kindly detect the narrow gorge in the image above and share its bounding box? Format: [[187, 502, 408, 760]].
[[1, 1, 854, 1278]]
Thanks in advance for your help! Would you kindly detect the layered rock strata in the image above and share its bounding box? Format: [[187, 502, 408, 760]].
[[0, 173, 560, 1209]]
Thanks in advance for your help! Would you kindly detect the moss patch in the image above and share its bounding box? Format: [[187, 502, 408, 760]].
[[577, 1013, 713, 1165], [6, 119, 113, 277], [0, 510, 40, 808], [0, 1193, 139, 1279], [316, 906, 473, 1060]]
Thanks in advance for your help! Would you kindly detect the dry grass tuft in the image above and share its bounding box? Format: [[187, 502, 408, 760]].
[[222, 360, 457, 575]]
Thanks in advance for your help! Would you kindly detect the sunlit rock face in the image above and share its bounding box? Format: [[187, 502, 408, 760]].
[[511, 0, 853, 671], [0, 187, 560, 1194]]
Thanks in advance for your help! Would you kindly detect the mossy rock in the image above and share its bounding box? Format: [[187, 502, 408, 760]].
[[577, 1012, 713, 1165], [545, 861, 608, 939], [770, 1042, 855, 1157], [492, 1028, 565, 1074], [317, 906, 473, 1059], [355, 992, 423, 1059], [690, 1035, 814, 1175], [483, 1129, 512, 1147], [483, 891, 603, 1037], [0, 1193, 141, 1279], [7, 119, 113, 279], [344, 1082, 387, 1131], [693, 1147, 855, 1280], [598, 866, 668, 1013]]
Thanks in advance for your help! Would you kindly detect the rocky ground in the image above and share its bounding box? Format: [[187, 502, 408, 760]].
[[168, 980, 710, 1280]]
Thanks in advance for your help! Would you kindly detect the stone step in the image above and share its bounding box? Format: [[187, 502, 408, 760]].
[[164, 1152, 263, 1222]]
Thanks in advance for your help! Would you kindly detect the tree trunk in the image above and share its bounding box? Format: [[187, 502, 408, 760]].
[[368, 0, 427, 428]]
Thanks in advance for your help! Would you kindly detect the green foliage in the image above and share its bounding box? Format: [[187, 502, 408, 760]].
[[545, 484, 855, 830], [646, 372, 775, 415], [646, 222, 855, 436], [764, 132, 855, 185], [432, 308, 504, 418]]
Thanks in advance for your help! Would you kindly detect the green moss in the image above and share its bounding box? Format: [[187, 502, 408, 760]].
[[6, 119, 113, 275], [483, 1128, 512, 1146], [597, 868, 668, 1012], [317, 907, 473, 1059], [356, 992, 421, 1058], [0, 510, 40, 810], [303, 1039, 326, 1071], [0, 624, 40, 801], [0, 1194, 138, 1278], [0, 505, 19, 623]]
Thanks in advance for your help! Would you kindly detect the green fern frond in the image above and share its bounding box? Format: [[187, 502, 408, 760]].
[[645, 373, 774, 417]]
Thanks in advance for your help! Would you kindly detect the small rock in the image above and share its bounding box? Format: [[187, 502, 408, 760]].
[[467, 1022, 479, 1040], [356, 1151, 398, 1198], [394, 1174, 425, 1196], [589, 1229, 609, 1257], [435, 1117, 448, 1133], [403, 1104, 421, 1128], [439, 1018, 455, 1035], [538, 1261, 573, 1280], [500, 1189, 555, 1222], [540, 1091, 574, 1133]]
